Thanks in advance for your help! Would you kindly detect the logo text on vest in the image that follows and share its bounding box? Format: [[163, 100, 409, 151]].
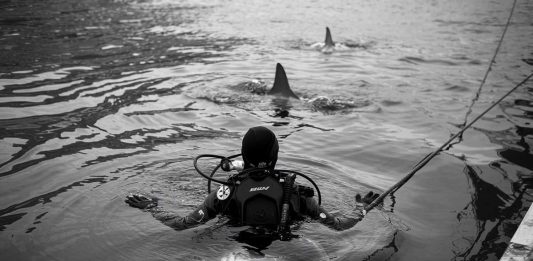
[[249, 186, 270, 192]]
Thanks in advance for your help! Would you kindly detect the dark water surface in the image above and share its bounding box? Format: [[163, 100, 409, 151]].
[[1, 0, 532, 260]]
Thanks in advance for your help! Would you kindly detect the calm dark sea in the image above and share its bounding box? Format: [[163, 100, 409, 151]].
[[1, 0, 532, 260]]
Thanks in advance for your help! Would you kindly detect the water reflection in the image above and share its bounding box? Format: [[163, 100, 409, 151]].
[[453, 163, 526, 260], [0, 176, 113, 231], [452, 93, 533, 260], [0, 74, 215, 176]]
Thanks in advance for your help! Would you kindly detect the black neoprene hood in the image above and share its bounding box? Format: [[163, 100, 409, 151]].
[[241, 126, 279, 169]]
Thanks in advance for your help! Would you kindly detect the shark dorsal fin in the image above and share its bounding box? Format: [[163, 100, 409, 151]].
[[268, 63, 299, 99], [325, 27, 334, 47]]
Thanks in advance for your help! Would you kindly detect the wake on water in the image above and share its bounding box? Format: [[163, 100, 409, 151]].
[[309, 27, 374, 54], [190, 60, 378, 115]]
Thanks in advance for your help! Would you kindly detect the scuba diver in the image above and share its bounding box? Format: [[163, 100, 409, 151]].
[[126, 126, 379, 237]]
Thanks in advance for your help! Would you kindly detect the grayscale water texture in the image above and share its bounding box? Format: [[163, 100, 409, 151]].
[[0, 0, 532, 260]]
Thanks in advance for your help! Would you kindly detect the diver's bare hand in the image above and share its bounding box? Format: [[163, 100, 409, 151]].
[[125, 193, 158, 209]]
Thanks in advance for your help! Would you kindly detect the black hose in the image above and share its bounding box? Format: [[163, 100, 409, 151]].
[[205, 153, 241, 193], [207, 164, 222, 194], [193, 154, 233, 186]]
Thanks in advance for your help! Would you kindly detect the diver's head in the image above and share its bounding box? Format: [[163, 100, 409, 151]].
[[242, 126, 279, 169]]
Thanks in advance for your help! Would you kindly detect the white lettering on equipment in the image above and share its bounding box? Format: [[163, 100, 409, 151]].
[[249, 186, 270, 192]]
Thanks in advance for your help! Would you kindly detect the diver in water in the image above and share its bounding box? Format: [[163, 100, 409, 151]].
[[126, 126, 379, 234]]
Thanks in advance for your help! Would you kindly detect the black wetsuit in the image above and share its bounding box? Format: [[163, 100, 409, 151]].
[[148, 183, 364, 231]]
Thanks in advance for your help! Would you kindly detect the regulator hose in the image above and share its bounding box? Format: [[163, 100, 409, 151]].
[[193, 154, 241, 190]]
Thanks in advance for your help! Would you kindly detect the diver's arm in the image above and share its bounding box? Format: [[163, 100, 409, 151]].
[[126, 192, 221, 231], [148, 204, 213, 230], [303, 197, 363, 230], [302, 192, 379, 231]]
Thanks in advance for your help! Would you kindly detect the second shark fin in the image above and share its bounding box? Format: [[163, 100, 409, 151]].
[[325, 27, 334, 47]]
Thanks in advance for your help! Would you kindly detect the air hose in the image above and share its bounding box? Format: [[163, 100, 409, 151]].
[[193, 153, 241, 192]]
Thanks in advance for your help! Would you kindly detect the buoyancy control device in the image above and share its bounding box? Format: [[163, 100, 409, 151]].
[[233, 171, 284, 226], [193, 154, 322, 233]]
